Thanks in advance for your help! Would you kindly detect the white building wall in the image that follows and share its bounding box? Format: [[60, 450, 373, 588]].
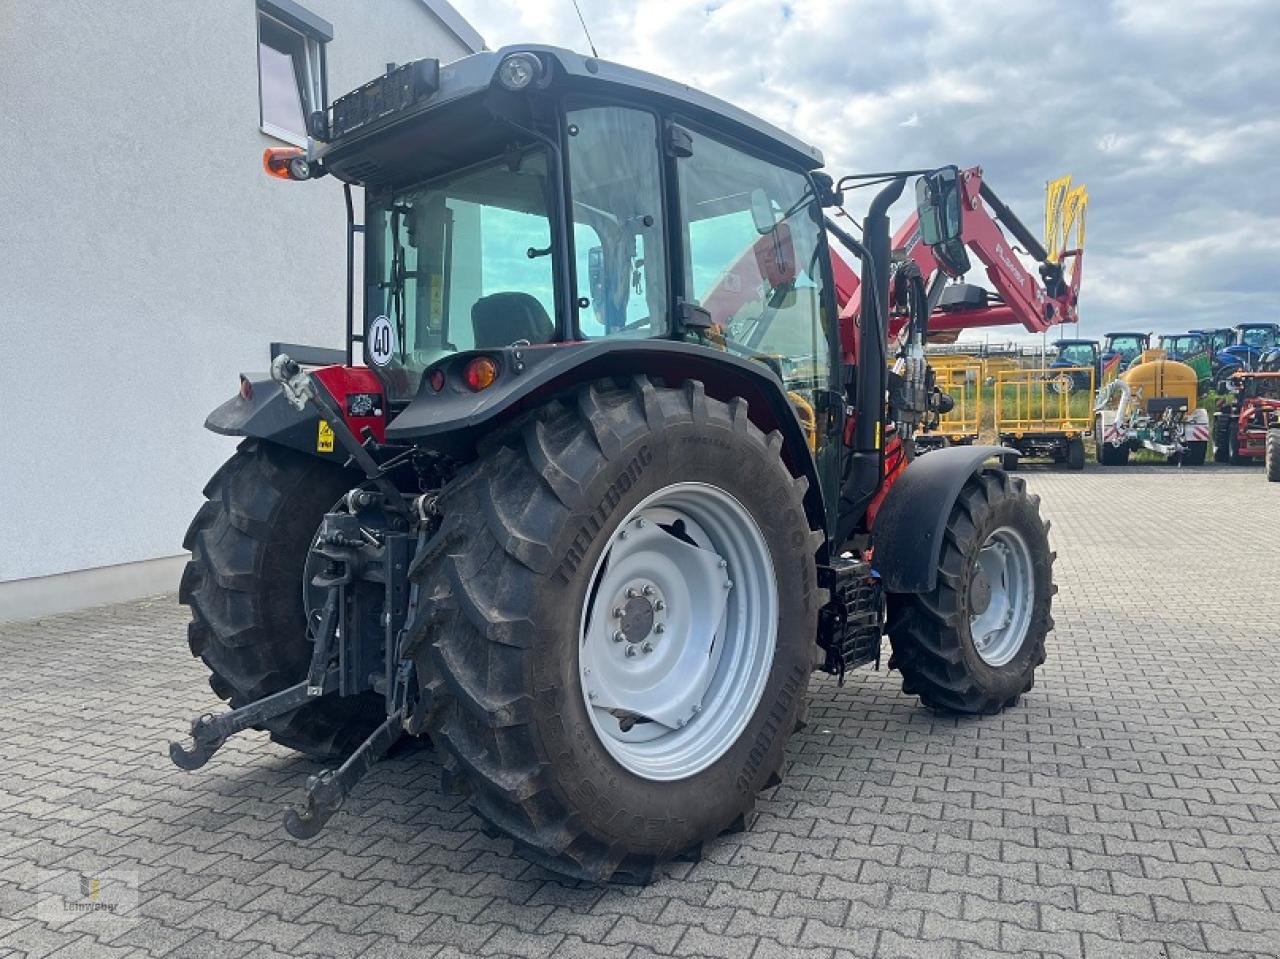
[[0, 0, 479, 613]]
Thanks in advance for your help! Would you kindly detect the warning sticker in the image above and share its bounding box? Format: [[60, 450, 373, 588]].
[[317, 420, 335, 453]]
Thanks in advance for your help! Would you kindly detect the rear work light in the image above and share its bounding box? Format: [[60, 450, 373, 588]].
[[463, 357, 499, 392]]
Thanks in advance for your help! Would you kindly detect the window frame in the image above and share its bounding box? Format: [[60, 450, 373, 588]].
[[560, 95, 675, 342], [667, 114, 842, 382], [256, 1, 331, 147]]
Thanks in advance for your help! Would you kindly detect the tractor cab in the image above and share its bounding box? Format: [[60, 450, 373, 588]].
[[309, 47, 842, 492], [1049, 338, 1099, 392], [1191, 327, 1234, 355], [1236, 323, 1280, 351], [1100, 331, 1149, 381], [1156, 333, 1211, 389]]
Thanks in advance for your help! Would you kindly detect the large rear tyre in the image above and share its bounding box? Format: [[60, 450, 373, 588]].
[[885, 469, 1053, 714], [179, 440, 385, 758], [1267, 429, 1280, 482], [403, 378, 821, 882]]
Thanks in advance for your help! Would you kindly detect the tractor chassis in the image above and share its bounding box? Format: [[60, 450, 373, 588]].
[[999, 432, 1078, 463]]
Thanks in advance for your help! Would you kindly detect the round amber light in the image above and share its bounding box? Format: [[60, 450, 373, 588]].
[[463, 357, 499, 391]]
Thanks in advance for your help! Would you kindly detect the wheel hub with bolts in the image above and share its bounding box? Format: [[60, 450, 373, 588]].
[[612, 582, 665, 654], [969, 526, 1035, 667], [578, 482, 777, 781]]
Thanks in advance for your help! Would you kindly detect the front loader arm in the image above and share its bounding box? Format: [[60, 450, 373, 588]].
[[830, 166, 1084, 358]]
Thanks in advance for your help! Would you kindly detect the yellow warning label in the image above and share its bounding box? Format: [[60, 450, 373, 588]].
[[429, 273, 444, 321], [317, 420, 335, 453]]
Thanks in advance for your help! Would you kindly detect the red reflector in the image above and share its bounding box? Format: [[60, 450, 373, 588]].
[[463, 357, 499, 391], [239, 377, 253, 400], [428, 368, 446, 392]]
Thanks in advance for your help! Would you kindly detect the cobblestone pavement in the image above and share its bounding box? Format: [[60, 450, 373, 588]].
[[2, 463, 1278, 958]]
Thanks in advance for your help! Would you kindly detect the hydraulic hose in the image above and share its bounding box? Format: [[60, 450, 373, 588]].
[[837, 176, 906, 544]]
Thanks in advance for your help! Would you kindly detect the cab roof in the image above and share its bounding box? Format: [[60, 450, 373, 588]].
[[319, 45, 824, 189]]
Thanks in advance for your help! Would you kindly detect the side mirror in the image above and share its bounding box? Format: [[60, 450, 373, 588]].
[[750, 187, 778, 235], [916, 165, 970, 275]]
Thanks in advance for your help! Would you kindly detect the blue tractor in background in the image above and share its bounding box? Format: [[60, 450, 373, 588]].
[[1210, 323, 1280, 392], [1100, 331, 1150, 384], [1049, 338, 1100, 393]]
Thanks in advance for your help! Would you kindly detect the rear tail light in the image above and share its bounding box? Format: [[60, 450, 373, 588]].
[[428, 368, 446, 392], [463, 357, 499, 391], [239, 376, 253, 400]]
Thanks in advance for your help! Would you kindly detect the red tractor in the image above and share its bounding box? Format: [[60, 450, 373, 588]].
[[1214, 370, 1280, 470], [172, 46, 1072, 881]]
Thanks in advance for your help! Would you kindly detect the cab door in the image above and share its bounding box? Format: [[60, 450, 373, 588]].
[[671, 125, 842, 516]]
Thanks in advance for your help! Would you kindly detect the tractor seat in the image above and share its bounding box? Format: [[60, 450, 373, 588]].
[[472, 292, 555, 349]]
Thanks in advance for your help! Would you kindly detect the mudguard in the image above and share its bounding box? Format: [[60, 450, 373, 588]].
[[871, 444, 1015, 594], [205, 375, 345, 462], [387, 339, 830, 543], [205, 365, 387, 463]]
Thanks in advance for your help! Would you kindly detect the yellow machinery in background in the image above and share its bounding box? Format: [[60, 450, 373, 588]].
[[1094, 358, 1209, 465], [994, 366, 1095, 470], [915, 363, 982, 452]]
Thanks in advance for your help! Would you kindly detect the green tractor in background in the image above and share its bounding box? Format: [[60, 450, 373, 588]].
[[1155, 332, 1212, 393]]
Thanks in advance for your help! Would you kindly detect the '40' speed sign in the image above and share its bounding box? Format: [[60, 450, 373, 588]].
[[368, 315, 397, 367]]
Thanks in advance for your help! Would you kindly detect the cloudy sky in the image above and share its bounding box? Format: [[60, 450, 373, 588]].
[[454, 0, 1279, 341]]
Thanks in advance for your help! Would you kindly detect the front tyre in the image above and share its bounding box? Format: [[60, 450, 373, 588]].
[[886, 469, 1054, 714], [1267, 429, 1280, 482], [404, 378, 820, 882]]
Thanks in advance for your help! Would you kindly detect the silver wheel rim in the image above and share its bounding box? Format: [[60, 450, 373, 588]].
[[578, 482, 778, 781], [969, 526, 1035, 667]]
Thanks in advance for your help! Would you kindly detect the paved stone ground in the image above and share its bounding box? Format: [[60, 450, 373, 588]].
[[1, 463, 1278, 959]]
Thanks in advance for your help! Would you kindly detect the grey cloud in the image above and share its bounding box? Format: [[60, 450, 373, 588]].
[[459, 0, 1280, 335]]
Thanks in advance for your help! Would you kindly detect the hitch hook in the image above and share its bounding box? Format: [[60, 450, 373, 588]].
[[168, 674, 334, 771]]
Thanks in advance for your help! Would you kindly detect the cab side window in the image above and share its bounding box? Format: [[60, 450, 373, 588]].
[[677, 129, 833, 452], [565, 105, 668, 339]]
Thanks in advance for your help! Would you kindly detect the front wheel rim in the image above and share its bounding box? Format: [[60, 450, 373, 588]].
[[969, 526, 1035, 667], [578, 482, 778, 782]]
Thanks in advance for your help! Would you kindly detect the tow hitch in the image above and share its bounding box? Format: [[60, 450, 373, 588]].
[[169, 356, 421, 838]]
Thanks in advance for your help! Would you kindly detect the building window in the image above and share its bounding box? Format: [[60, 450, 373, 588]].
[[256, 0, 332, 146]]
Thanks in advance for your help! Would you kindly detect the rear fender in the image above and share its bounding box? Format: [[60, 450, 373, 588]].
[[204, 366, 386, 463], [386, 339, 829, 547], [871, 445, 1013, 594]]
